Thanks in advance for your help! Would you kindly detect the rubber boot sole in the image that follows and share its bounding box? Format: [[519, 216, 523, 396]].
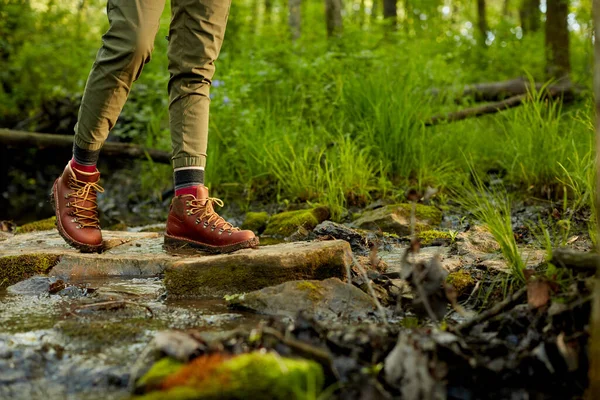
[[163, 234, 260, 255], [51, 180, 103, 254]]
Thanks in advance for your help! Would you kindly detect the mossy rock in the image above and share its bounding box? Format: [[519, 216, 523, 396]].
[[0, 253, 60, 288], [446, 270, 475, 296], [263, 207, 330, 238], [135, 352, 324, 400], [240, 211, 269, 234], [165, 241, 351, 297], [16, 217, 56, 234], [225, 278, 375, 320], [107, 222, 129, 231], [352, 204, 442, 236], [416, 230, 452, 246], [136, 358, 184, 392]]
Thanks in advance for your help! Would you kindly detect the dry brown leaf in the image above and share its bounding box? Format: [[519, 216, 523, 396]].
[[527, 279, 551, 309]]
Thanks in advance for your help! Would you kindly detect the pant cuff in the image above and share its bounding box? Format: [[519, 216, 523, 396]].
[[74, 136, 104, 151], [172, 156, 207, 169]]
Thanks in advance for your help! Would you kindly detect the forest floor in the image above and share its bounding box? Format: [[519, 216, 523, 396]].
[[0, 196, 595, 399]]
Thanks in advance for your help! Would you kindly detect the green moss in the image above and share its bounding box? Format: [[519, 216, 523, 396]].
[[263, 206, 330, 238], [0, 312, 57, 334], [395, 204, 442, 226], [241, 212, 269, 234], [257, 236, 285, 246], [137, 358, 184, 391], [136, 352, 324, 400], [416, 230, 452, 246], [400, 316, 421, 328], [0, 253, 60, 288], [57, 317, 166, 351], [107, 222, 129, 231], [166, 242, 346, 296], [446, 270, 475, 295], [296, 281, 323, 301], [16, 217, 56, 234]]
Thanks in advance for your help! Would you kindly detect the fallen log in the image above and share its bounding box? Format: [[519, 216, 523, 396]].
[[0, 129, 172, 164], [425, 93, 526, 126], [551, 248, 600, 273], [425, 81, 577, 126], [428, 77, 537, 102], [428, 77, 578, 102]]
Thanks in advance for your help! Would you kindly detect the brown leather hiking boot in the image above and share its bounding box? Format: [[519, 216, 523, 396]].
[[51, 163, 104, 253], [164, 186, 259, 254]]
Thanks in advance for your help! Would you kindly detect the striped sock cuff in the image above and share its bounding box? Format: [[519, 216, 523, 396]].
[[73, 143, 101, 166], [174, 167, 205, 191]]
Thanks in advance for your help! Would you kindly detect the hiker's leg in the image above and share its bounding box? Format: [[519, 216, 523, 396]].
[[73, 0, 166, 163], [55, 0, 165, 253], [167, 0, 231, 171], [164, 0, 258, 254]]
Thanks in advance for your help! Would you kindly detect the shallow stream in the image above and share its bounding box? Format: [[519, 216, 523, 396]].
[[0, 277, 264, 400]]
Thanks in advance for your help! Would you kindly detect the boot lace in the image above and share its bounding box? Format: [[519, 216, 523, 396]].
[[186, 197, 240, 234], [67, 176, 104, 228]]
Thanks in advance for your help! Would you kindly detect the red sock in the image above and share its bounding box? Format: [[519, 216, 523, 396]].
[[70, 158, 97, 173], [175, 186, 198, 197]]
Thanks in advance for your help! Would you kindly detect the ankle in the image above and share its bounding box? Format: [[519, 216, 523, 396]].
[[174, 167, 205, 197], [72, 143, 100, 172], [175, 186, 201, 197], [70, 158, 97, 173]]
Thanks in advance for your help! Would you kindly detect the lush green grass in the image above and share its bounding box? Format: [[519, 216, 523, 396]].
[[1, 0, 595, 224]]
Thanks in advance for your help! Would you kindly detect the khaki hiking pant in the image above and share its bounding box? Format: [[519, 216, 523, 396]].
[[74, 0, 231, 168]]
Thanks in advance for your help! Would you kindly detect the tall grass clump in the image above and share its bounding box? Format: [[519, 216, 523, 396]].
[[341, 66, 432, 182], [262, 135, 382, 220], [497, 80, 590, 189], [457, 167, 526, 283]]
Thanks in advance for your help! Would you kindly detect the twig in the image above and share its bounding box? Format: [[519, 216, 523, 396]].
[[350, 254, 389, 326], [262, 327, 334, 368], [413, 266, 442, 322], [456, 285, 527, 334]]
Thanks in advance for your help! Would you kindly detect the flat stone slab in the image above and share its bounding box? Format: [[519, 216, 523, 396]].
[[165, 240, 352, 296], [0, 231, 352, 296]]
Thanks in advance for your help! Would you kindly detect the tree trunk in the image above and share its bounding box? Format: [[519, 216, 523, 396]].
[[545, 0, 570, 80], [477, 0, 488, 45], [371, 0, 379, 20], [383, 0, 397, 27], [590, 0, 600, 395], [520, 0, 540, 33], [503, 0, 510, 17], [325, 0, 343, 37], [289, 0, 302, 40]]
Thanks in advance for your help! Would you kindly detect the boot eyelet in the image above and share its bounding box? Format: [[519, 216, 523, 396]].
[[66, 202, 70, 207], [186, 201, 190, 206], [64, 194, 69, 199], [72, 218, 78, 223]]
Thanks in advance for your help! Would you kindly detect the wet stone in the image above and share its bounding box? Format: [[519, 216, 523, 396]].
[[352, 203, 442, 235], [2, 232, 353, 297], [312, 221, 370, 255], [226, 278, 377, 321], [7, 276, 61, 296]]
